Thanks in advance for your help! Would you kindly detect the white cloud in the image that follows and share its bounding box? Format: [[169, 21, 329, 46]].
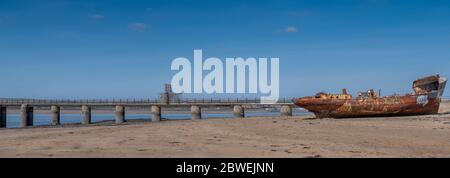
[[285, 26, 299, 33], [91, 14, 104, 20], [128, 22, 148, 32]]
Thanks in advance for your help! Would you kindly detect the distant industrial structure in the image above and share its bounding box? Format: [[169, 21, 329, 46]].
[[159, 84, 182, 104]]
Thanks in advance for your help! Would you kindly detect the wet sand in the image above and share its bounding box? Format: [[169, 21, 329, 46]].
[[0, 102, 449, 158], [439, 101, 450, 114]]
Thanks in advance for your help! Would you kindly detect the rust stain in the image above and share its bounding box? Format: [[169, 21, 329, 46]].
[[293, 75, 447, 119]]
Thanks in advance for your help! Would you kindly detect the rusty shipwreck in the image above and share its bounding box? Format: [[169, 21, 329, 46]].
[[293, 75, 447, 119]]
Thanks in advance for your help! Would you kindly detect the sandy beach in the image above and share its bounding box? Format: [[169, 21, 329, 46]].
[[0, 102, 449, 158]]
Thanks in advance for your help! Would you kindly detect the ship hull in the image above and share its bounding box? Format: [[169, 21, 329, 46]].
[[294, 93, 441, 118], [294, 75, 447, 119]]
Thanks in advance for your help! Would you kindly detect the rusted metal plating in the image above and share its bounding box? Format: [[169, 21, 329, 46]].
[[294, 75, 447, 119]]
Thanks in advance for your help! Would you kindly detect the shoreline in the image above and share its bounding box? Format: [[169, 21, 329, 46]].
[[0, 102, 448, 158], [0, 114, 449, 158]]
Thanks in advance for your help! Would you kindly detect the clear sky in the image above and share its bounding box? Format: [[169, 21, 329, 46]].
[[1, 0, 449, 99]]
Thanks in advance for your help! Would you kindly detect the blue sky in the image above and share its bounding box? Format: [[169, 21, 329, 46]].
[[1, 0, 449, 99]]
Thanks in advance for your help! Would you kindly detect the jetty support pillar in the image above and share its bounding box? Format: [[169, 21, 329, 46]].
[[115, 106, 126, 124], [233, 105, 245, 118], [20, 104, 33, 128], [81, 105, 91, 125], [151, 106, 161, 122], [0, 106, 6, 128], [51, 106, 61, 126], [191, 105, 202, 120], [280, 105, 293, 116]]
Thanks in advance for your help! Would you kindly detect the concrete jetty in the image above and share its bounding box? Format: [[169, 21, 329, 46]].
[[0, 98, 295, 128]]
